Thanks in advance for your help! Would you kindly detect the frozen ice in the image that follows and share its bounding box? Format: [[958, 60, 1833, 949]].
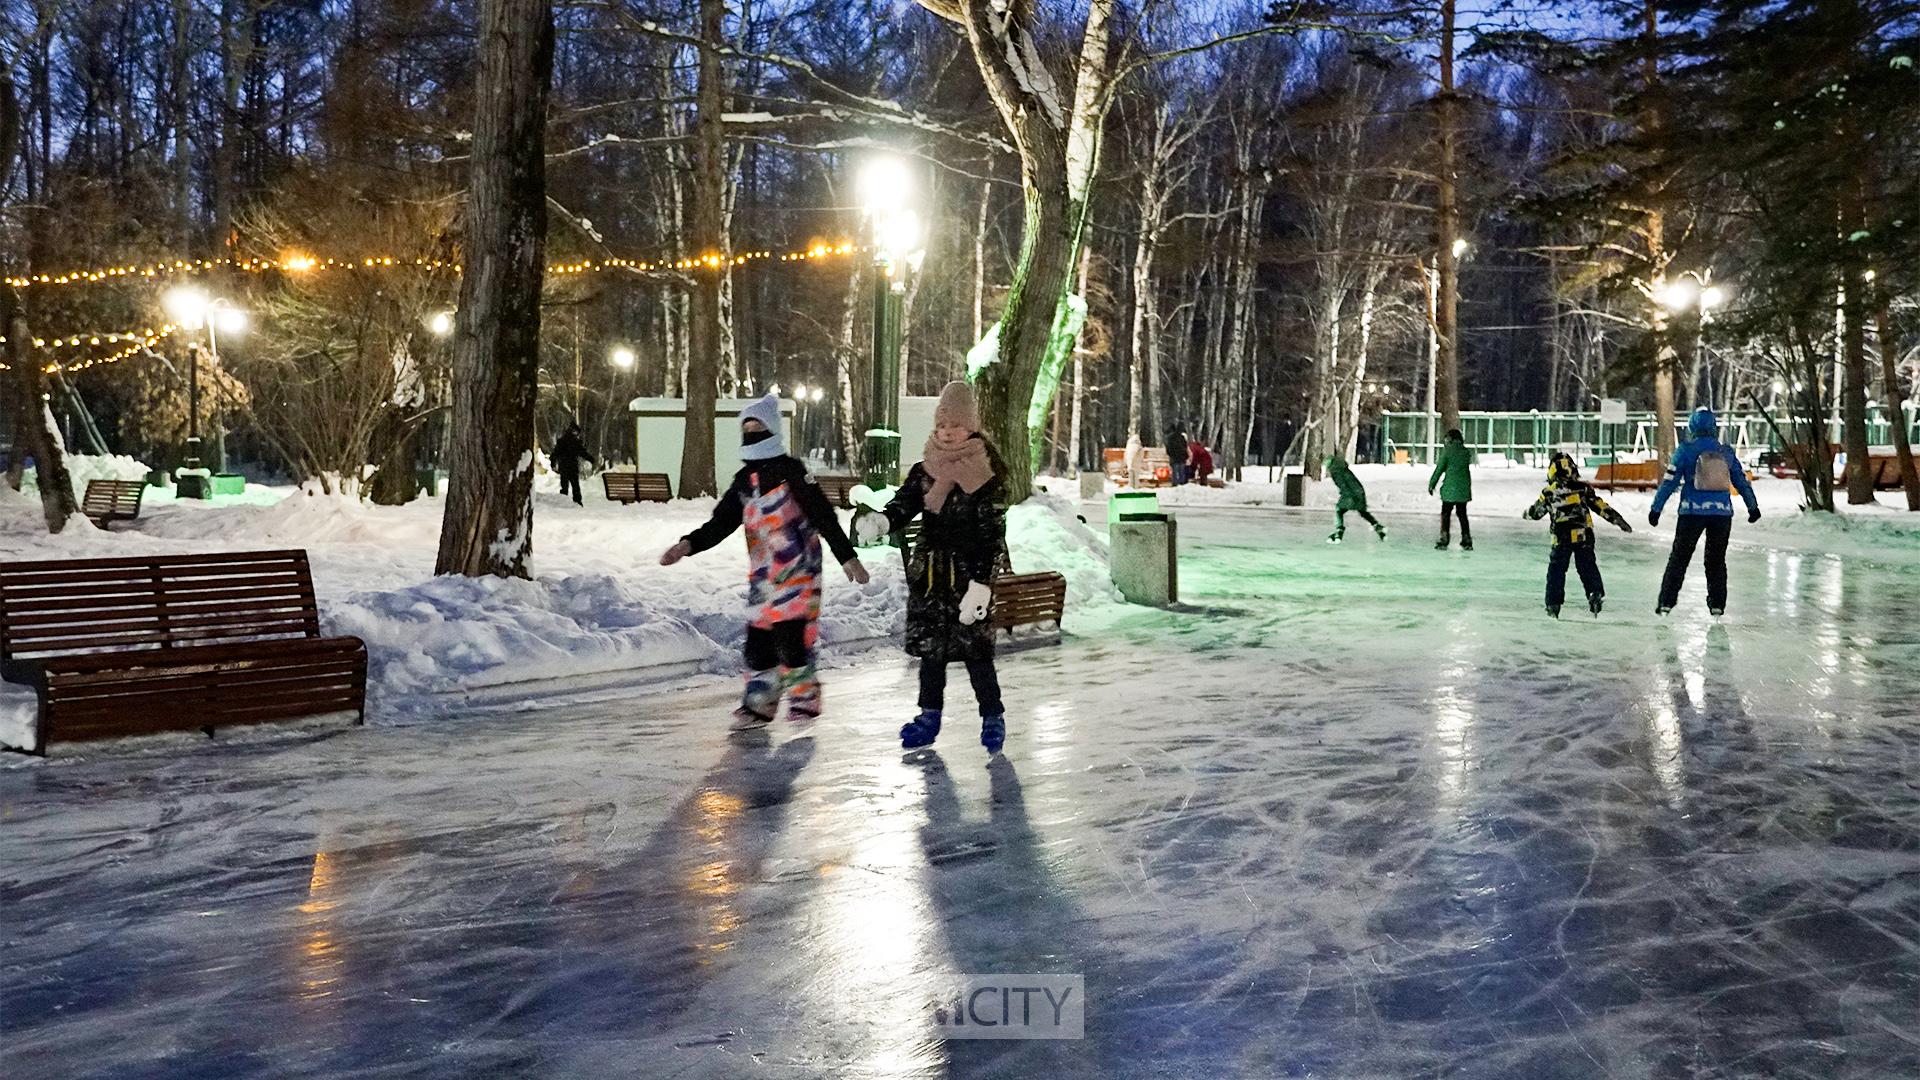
[[3, 504, 1918, 1078]]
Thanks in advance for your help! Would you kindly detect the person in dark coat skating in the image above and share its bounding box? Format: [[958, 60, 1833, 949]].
[[551, 422, 597, 505], [855, 380, 1010, 753]]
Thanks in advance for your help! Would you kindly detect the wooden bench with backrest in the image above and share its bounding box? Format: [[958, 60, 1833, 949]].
[[602, 470, 673, 504], [1103, 447, 1173, 488], [1838, 452, 1915, 491], [82, 478, 147, 529], [1593, 460, 1663, 490], [1772, 443, 1843, 479], [812, 472, 861, 509], [0, 550, 367, 755], [893, 520, 1067, 642]]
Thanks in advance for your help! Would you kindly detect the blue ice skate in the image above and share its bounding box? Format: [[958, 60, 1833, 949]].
[[980, 714, 1005, 754], [901, 710, 942, 749]]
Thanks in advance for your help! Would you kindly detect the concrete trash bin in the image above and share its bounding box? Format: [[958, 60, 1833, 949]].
[[1111, 513, 1178, 606], [1079, 470, 1105, 501], [1283, 470, 1306, 507]]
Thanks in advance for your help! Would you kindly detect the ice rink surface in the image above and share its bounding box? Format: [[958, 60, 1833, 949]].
[[4, 506, 1917, 1078]]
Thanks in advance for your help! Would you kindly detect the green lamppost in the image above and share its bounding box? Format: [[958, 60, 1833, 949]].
[[857, 155, 924, 491], [163, 285, 247, 499]]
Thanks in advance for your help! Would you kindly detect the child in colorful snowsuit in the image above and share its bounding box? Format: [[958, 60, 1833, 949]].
[[662, 395, 869, 728], [854, 381, 1010, 754], [1325, 454, 1387, 543], [1428, 428, 1474, 550], [1524, 452, 1632, 618]]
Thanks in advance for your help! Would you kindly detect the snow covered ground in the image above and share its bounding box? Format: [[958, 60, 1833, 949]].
[[3, 507, 1916, 1078], [0, 460, 1119, 748]]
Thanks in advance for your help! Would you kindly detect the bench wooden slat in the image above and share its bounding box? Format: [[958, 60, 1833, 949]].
[[812, 474, 860, 509], [0, 549, 365, 754], [990, 571, 1067, 638], [81, 479, 146, 528], [601, 471, 673, 504]]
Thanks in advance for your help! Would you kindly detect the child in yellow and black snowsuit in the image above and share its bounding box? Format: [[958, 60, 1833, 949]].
[[1524, 452, 1633, 618]]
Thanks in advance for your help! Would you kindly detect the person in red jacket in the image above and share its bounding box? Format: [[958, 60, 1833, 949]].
[[1188, 442, 1215, 486]]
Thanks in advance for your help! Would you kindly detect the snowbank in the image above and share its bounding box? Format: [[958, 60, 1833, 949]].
[[0, 478, 1114, 741], [22, 452, 151, 501]]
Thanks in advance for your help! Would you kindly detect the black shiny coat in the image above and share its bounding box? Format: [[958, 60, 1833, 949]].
[[882, 457, 1006, 662]]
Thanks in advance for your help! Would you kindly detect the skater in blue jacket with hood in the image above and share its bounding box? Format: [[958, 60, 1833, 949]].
[[1650, 407, 1760, 616]]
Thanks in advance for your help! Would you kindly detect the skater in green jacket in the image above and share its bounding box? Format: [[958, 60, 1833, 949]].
[[1428, 428, 1474, 550], [1325, 454, 1386, 543]]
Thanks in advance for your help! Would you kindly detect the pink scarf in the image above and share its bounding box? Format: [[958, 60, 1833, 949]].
[[922, 435, 994, 513]]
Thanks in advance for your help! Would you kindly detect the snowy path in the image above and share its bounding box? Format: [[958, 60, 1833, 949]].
[[4, 508, 1918, 1078]]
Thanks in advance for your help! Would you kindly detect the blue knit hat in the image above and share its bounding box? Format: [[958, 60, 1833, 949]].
[[1689, 406, 1717, 437]]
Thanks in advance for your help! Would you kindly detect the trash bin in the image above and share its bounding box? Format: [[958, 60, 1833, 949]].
[[210, 473, 247, 496], [1078, 470, 1105, 501], [1111, 512, 1178, 606], [1108, 490, 1159, 526], [1283, 470, 1306, 507]]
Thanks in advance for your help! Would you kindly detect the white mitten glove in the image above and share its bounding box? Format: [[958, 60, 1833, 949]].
[[957, 580, 992, 626], [852, 510, 890, 546]]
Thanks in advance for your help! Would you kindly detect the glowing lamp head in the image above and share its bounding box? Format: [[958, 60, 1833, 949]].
[[857, 155, 913, 216], [163, 285, 210, 329], [609, 345, 637, 371], [875, 209, 924, 266], [428, 311, 455, 337], [1699, 285, 1726, 310], [1656, 278, 1700, 312], [1451, 237, 1470, 259], [214, 306, 248, 335], [283, 253, 317, 273], [809, 386, 825, 403]]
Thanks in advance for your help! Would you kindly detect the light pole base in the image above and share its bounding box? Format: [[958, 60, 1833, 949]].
[[176, 469, 212, 500], [863, 430, 902, 491]]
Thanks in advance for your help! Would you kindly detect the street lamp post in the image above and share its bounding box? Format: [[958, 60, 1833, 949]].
[[857, 155, 924, 491], [163, 286, 246, 499]]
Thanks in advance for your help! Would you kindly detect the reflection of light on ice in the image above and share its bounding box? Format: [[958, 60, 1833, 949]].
[[806, 790, 943, 1076], [1430, 623, 1477, 811], [686, 789, 746, 959], [298, 849, 344, 1002], [1027, 699, 1073, 770], [1643, 667, 1686, 808]]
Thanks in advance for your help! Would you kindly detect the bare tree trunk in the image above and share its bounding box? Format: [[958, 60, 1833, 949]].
[[1876, 292, 1920, 509], [1643, 0, 1676, 464], [171, 0, 192, 245], [435, 0, 552, 577], [973, 180, 991, 344], [1221, 168, 1263, 475], [836, 260, 863, 467], [1434, 0, 1462, 432], [679, 0, 727, 498]]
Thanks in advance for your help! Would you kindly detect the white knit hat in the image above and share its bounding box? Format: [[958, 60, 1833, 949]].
[[739, 394, 785, 461]]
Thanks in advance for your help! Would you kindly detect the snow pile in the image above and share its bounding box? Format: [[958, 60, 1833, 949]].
[[23, 452, 151, 500], [0, 479, 1113, 735]]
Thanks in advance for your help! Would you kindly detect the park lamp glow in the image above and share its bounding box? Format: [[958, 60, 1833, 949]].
[[1699, 284, 1727, 310], [857, 154, 913, 217], [609, 344, 637, 371], [1655, 277, 1700, 312], [874, 209, 924, 272], [428, 310, 455, 337], [1451, 237, 1470, 259], [214, 306, 248, 336], [162, 285, 211, 329]]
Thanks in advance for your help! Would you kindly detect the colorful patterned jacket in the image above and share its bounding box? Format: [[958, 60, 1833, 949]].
[[683, 457, 857, 629]]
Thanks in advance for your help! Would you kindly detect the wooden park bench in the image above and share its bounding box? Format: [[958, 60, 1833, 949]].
[[1593, 460, 1663, 490], [894, 520, 1068, 642], [602, 470, 672, 504], [1771, 443, 1842, 479], [1839, 452, 1917, 491], [0, 550, 367, 755], [1103, 447, 1172, 488], [82, 478, 147, 529], [812, 472, 861, 509]]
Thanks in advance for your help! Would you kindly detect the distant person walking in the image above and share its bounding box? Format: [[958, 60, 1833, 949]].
[[1165, 425, 1191, 486], [1189, 441, 1215, 486], [551, 422, 597, 505], [1428, 428, 1474, 550], [1650, 407, 1760, 616]]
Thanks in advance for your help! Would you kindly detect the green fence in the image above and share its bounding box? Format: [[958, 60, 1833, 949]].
[[1379, 408, 1920, 465]]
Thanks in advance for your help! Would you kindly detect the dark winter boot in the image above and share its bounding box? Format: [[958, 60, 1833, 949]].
[[1435, 537, 1450, 550], [900, 710, 942, 749], [1588, 593, 1604, 617], [1327, 528, 1345, 544], [1373, 523, 1388, 541], [980, 714, 1006, 754], [1655, 605, 1673, 616], [1546, 603, 1561, 619], [731, 706, 774, 731], [1460, 538, 1473, 552], [1709, 606, 1725, 618]]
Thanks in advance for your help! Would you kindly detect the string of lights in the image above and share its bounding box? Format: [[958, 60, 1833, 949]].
[[0, 325, 179, 375], [6, 241, 862, 291]]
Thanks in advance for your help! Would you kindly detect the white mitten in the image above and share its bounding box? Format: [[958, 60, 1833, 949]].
[[852, 510, 890, 546], [957, 580, 992, 626]]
